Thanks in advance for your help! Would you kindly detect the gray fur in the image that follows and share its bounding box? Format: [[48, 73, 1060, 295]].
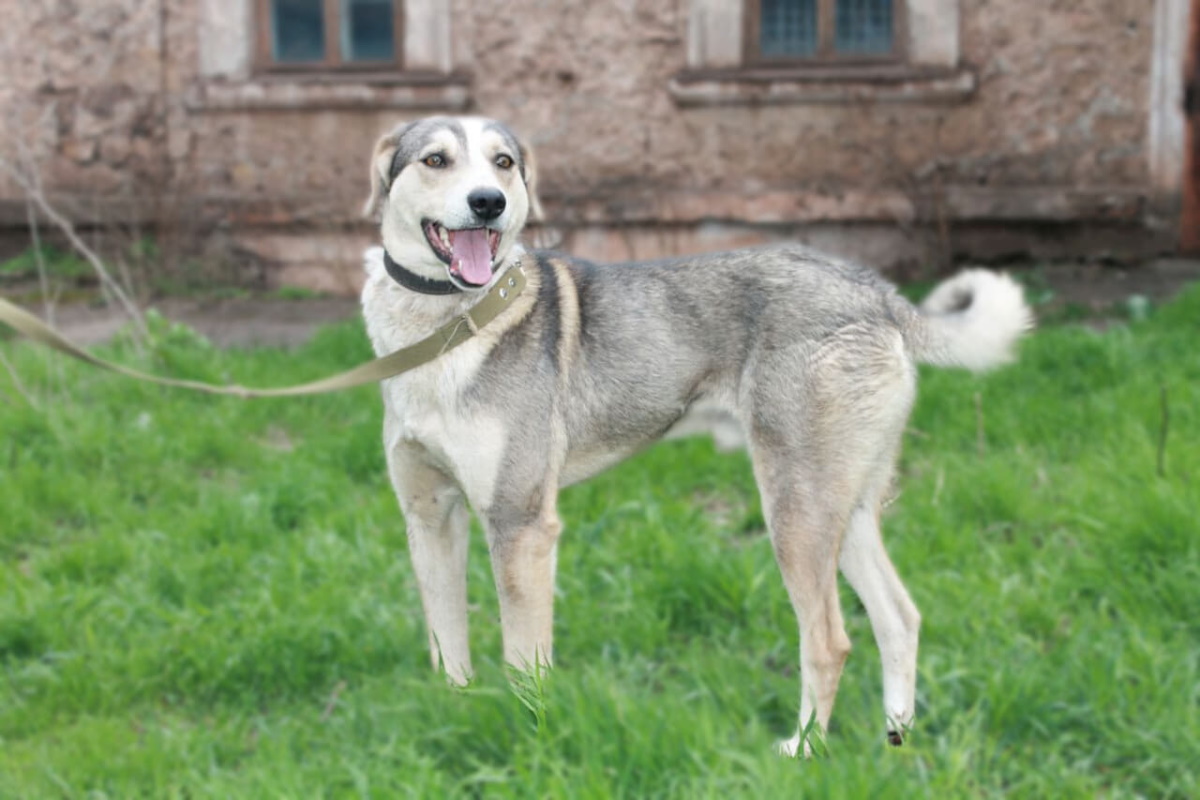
[[361, 116, 1031, 753], [464, 246, 926, 493], [387, 117, 469, 183], [482, 120, 531, 179]]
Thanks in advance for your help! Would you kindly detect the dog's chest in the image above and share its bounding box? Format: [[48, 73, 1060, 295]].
[[364, 279, 519, 504], [381, 365, 474, 441], [363, 284, 490, 422], [376, 340, 508, 505], [383, 380, 508, 506]]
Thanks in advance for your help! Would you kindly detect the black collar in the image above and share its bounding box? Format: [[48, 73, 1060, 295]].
[[383, 250, 463, 295]]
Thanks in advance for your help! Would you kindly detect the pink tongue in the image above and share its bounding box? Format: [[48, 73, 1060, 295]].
[[450, 229, 493, 286]]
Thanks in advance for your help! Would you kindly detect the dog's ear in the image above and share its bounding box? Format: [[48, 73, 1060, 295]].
[[362, 127, 405, 219], [518, 139, 544, 223]]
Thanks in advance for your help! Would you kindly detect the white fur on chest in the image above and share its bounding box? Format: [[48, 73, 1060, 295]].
[[363, 260, 509, 508], [381, 382, 509, 509]]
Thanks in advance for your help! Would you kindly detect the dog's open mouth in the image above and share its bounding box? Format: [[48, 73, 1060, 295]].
[[422, 220, 501, 287]]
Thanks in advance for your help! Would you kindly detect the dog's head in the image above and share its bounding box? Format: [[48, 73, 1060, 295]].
[[364, 116, 540, 291]]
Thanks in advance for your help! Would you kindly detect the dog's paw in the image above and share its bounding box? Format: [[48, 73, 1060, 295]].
[[775, 734, 804, 759], [775, 729, 827, 759], [885, 715, 913, 747]]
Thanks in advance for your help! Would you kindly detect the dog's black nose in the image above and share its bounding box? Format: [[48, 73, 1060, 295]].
[[467, 188, 507, 221]]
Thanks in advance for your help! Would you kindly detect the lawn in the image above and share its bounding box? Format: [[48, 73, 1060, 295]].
[[1, 283, 1198, 798]]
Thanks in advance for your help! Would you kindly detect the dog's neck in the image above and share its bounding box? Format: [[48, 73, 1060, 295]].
[[382, 251, 463, 295], [372, 247, 528, 350]]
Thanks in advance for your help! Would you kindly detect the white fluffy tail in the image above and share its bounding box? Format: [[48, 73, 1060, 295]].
[[909, 270, 1033, 371]]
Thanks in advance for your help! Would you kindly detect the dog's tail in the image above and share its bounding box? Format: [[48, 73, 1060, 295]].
[[902, 269, 1033, 371]]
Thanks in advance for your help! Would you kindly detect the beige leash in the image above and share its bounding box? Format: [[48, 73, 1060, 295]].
[[0, 267, 527, 398]]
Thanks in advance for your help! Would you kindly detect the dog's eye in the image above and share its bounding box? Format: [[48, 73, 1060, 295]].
[[422, 154, 446, 168], [494, 154, 514, 170]]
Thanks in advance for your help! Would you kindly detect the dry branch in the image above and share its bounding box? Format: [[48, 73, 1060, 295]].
[[0, 348, 38, 409], [1157, 384, 1170, 478], [0, 154, 147, 339]]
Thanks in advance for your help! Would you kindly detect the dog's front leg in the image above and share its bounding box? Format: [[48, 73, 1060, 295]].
[[387, 441, 473, 685], [485, 504, 562, 673]]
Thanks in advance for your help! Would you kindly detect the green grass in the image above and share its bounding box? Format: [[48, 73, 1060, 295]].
[[0, 245, 91, 282], [2, 284, 1199, 798], [271, 285, 327, 301]]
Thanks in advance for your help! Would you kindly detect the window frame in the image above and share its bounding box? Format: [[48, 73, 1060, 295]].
[[254, 0, 405, 73], [743, 0, 907, 67]]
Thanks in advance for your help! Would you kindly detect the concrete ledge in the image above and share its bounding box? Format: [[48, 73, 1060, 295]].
[[540, 186, 1147, 226], [236, 230, 373, 295], [0, 186, 1148, 230], [236, 219, 1172, 296], [939, 187, 1146, 222], [0, 186, 1149, 230], [668, 67, 976, 106], [186, 74, 472, 112]]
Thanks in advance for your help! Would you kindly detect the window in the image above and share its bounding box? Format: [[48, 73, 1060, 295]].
[[258, 0, 402, 70], [746, 0, 900, 64], [674, 0, 970, 106], [194, 0, 466, 111]]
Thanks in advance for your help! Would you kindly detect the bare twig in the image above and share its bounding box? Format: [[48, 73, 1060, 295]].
[[26, 196, 54, 326], [321, 680, 347, 722], [1157, 384, 1170, 478], [931, 118, 953, 273], [116, 250, 139, 306], [0, 155, 147, 339], [0, 348, 38, 409], [24, 195, 66, 394], [974, 391, 986, 458]]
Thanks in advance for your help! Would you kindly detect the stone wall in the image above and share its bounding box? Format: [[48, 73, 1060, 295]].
[[0, 1, 167, 207], [0, 0, 1183, 291]]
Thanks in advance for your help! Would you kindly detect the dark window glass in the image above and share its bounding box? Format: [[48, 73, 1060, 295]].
[[835, 0, 893, 55], [342, 0, 395, 62], [760, 0, 817, 58], [272, 0, 325, 62]]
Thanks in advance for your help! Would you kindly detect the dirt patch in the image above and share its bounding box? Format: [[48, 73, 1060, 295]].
[[21, 295, 360, 348], [1028, 258, 1200, 316]]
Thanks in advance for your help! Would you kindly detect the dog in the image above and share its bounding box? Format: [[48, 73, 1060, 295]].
[[359, 116, 1031, 754]]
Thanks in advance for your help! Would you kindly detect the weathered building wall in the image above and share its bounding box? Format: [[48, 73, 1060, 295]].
[[0, 0, 1184, 292], [0, 1, 168, 210]]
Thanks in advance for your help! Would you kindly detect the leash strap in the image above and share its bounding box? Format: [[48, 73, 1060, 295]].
[[0, 266, 527, 398]]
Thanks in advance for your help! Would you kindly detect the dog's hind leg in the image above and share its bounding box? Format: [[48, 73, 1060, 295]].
[[759, 478, 854, 758], [832, 353, 921, 745], [839, 501, 921, 745], [748, 422, 855, 755], [750, 331, 917, 755], [387, 440, 474, 686]]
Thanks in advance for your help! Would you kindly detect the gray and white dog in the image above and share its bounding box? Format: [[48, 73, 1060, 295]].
[[360, 116, 1031, 754]]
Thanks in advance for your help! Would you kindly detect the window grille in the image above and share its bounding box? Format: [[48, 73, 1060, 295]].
[[835, 0, 894, 55], [750, 0, 898, 62], [760, 0, 817, 58], [262, 0, 401, 69]]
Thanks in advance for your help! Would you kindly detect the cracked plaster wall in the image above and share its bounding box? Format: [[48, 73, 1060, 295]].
[[0, 0, 1173, 281]]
